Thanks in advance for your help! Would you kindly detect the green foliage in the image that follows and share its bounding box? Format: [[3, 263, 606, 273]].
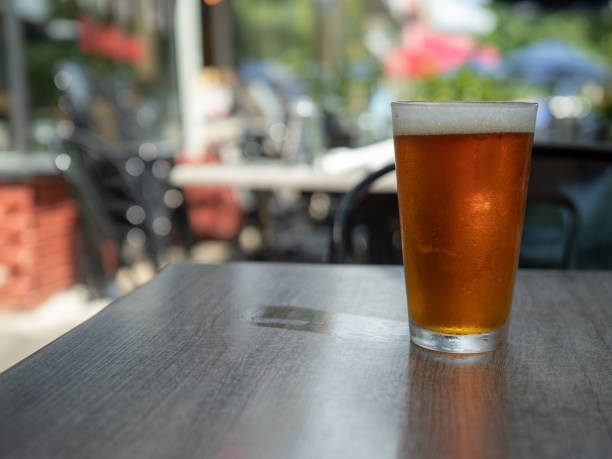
[[233, 0, 382, 117], [486, 4, 612, 63], [232, 1, 612, 113], [398, 67, 541, 102], [26, 41, 80, 110], [233, 0, 317, 70], [396, 3, 612, 104]]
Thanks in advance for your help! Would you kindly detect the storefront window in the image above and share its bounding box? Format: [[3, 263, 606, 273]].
[[0, 15, 11, 152], [2, 0, 181, 155]]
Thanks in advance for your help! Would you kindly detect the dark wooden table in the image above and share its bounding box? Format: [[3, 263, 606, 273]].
[[1, 263, 611, 458]]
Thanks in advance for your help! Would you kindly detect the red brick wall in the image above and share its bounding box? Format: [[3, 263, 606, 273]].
[[177, 155, 243, 240], [0, 178, 78, 310]]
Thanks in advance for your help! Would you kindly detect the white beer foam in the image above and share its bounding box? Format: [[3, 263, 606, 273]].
[[391, 102, 537, 135]]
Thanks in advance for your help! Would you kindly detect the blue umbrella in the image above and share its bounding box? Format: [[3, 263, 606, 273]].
[[499, 40, 607, 84]]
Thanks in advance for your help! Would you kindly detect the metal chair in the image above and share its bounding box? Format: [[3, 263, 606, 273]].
[[330, 142, 612, 269], [330, 164, 396, 264], [49, 62, 191, 294], [522, 141, 612, 269]]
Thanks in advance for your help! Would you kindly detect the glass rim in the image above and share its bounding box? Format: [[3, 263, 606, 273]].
[[391, 100, 538, 108], [391, 100, 538, 134]]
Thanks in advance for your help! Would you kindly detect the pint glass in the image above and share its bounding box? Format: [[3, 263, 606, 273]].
[[391, 102, 537, 353]]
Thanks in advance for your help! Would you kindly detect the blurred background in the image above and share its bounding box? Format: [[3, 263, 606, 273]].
[[1, 0, 612, 370]]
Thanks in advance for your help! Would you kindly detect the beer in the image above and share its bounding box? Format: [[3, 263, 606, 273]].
[[391, 102, 537, 352]]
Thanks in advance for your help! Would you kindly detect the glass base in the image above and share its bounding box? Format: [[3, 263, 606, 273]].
[[409, 321, 506, 354]]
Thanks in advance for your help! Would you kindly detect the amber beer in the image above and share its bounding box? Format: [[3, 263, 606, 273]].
[[391, 102, 537, 353]]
